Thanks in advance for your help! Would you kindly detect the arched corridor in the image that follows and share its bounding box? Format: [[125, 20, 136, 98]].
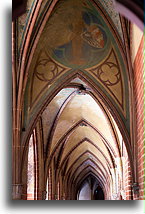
[[22, 83, 134, 200], [77, 175, 105, 200], [12, 0, 144, 200]]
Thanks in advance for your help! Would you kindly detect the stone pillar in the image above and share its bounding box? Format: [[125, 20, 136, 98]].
[[12, 23, 23, 200], [42, 190, 47, 200], [12, 184, 23, 200]]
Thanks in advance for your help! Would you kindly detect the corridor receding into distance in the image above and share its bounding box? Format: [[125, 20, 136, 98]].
[[12, 0, 144, 200]]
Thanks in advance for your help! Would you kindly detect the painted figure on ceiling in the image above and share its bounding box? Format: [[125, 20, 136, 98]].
[[39, 0, 107, 67]]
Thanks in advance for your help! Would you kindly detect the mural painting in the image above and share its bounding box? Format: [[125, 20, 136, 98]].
[[24, 0, 129, 132], [41, 0, 110, 69]]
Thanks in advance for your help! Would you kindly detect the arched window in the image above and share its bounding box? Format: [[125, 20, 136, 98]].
[[48, 168, 52, 200], [27, 129, 38, 200]]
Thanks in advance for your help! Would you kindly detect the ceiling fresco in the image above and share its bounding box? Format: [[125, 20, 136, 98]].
[[15, 0, 138, 200], [17, 0, 123, 57], [86, 48, 124, 110], [40, 0, 110, 69], [17, 3, 132, 193], [23, 0, 130, 134]]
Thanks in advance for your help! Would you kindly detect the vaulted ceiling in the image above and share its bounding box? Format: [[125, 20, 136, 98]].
[[43, 87, 120, 189], [17, 0, 134, 195], [20, 0, 131, 132]]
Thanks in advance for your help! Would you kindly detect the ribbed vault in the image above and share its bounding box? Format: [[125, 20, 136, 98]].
[[37, 82, 127, 199], [15, 0, 139, 200]]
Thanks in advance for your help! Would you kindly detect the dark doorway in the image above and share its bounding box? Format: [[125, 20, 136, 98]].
[[94, 186, 104, 200]]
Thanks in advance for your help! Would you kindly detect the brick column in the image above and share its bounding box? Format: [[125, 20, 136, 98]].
[[124, 157, 132, 200], [133, 36, 144, 200]]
